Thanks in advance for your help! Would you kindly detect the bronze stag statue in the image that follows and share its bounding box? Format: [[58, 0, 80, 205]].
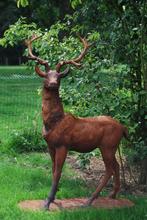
[[25, 35, 128, 209]]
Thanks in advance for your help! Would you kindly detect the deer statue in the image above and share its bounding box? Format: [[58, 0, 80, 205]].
[[25, 35, 128, 209]]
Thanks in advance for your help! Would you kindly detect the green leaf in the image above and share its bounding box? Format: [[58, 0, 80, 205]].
[[17, 0, 20, 8], [70, 0, 82, 9], [17, 0, 29, 8], [0, 38, 7, 47]]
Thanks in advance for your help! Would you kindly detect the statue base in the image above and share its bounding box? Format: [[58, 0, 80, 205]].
[[18, 197, 134, 211]]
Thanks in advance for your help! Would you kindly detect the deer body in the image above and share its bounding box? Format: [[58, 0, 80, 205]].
[[43, 96, 125, 154], [42, 87, 125, 153], [25, 35, 128, 209]]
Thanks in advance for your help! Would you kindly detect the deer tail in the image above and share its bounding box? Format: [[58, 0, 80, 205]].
[[118, 146, 127, 190]]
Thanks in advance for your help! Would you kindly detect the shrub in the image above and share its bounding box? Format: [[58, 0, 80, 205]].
[[5, 129, 47, 153]]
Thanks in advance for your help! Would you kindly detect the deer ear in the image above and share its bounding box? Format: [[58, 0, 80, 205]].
[[59, 66, 70, 78]]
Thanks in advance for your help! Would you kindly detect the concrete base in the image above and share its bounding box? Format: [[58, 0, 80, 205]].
[[18, 197, 134, 211]]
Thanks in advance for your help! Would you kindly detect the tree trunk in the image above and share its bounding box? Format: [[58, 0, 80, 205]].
[[138, 0, 147, 185], [139, 158, 147, 185]]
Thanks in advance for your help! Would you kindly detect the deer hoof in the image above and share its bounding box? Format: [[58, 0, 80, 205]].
[[43, 200, 50, 210], [80, 203, 90, 208], [80, 198, 93, 208]]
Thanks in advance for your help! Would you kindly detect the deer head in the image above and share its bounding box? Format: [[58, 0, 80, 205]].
[[25, 34, 90, 90]]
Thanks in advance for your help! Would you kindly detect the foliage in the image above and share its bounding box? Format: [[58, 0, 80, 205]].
[[68, 0, 147, 182], [15, 0, 81, 11], [0, 17, 99, 70], [0, 0, 73, 50], [17, 0, 29, 8], [5, 129, 46, 154], [0, 18, 41, 47], [70, 0, 82, 9], [77, 150, 100, 169]]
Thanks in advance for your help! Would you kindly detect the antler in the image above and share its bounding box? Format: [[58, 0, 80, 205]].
[[56, 36, 91, 73], [25, 35, 50, 77]]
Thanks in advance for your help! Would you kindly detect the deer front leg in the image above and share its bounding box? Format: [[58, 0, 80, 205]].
[[44, 146, 68, 210], [48, 147, 56, 178]]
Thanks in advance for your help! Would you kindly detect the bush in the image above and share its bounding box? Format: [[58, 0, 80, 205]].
[[4, 129, 47, 154]]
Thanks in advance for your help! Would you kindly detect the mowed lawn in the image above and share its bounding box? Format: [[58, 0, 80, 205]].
[[0, 152, 147, 220], [0, 66, 42, 144]]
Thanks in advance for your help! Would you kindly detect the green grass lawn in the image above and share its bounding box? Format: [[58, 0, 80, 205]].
[[0, 66, 43, 144], [0, 65, 31, 74], [0, 152, 147, 220]]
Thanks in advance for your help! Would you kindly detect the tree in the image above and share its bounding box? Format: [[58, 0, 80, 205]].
[[71, 0, 147, 184], [0, 0, 73, 64], [104, 0, 147, 185]]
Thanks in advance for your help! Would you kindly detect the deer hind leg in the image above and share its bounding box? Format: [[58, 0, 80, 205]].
[[109, 157, 120, 199], [86, 147, 115, 206], [44, 146, 67, 209]]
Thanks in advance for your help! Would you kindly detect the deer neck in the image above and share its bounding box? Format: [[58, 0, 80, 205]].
[[42, 87, 64, 131]]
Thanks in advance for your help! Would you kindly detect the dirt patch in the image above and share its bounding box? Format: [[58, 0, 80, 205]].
[[18, 197, 134, 211], [66, 155, 147, 196]]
